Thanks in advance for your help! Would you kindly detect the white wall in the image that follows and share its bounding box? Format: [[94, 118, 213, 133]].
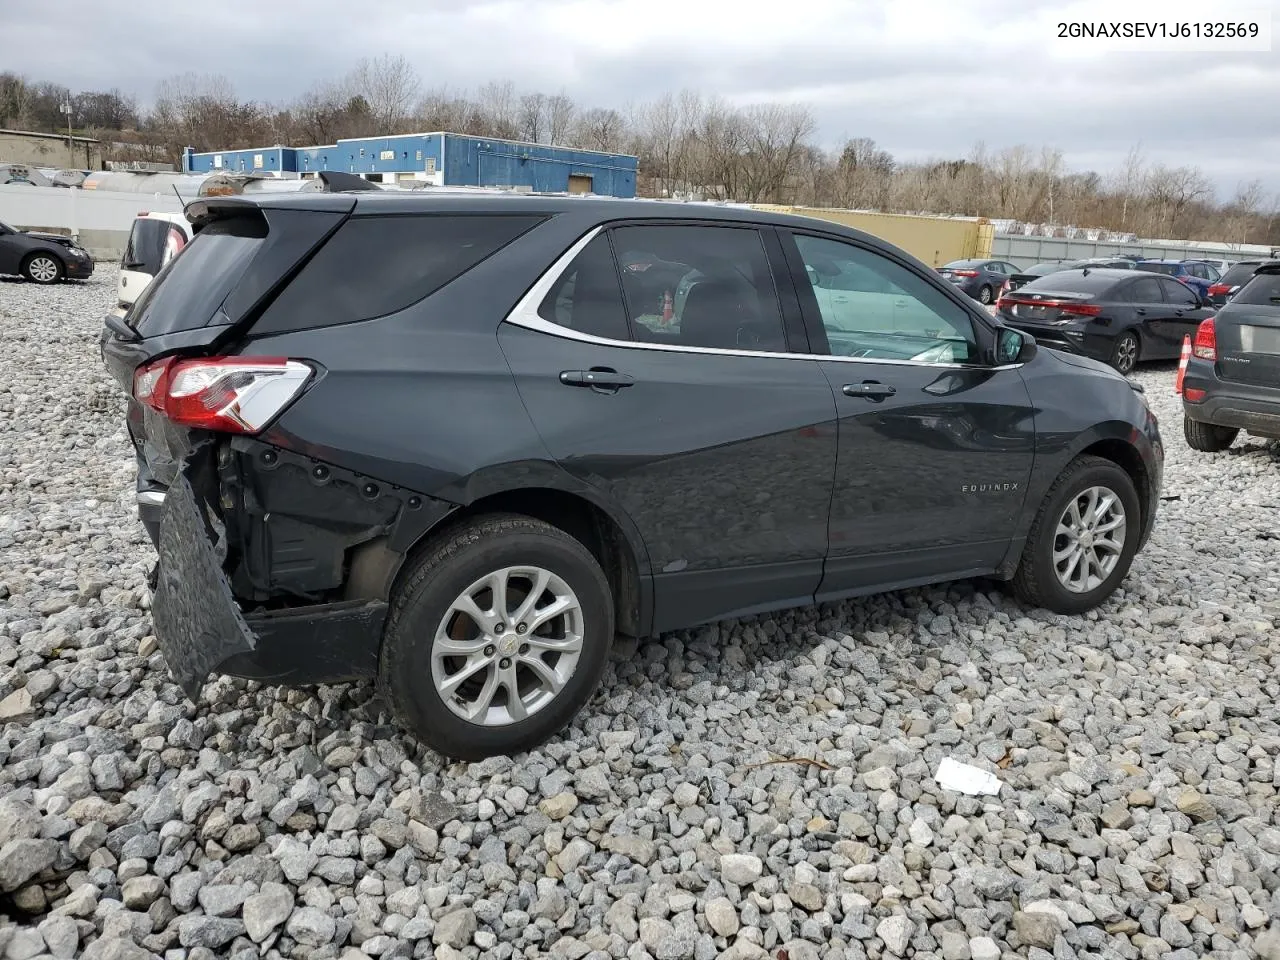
[[0, 184, 184, 260]]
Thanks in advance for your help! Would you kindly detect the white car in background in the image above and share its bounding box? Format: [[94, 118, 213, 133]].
[[114, 212, 191, 316]]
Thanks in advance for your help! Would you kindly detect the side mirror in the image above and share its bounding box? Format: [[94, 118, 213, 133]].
[[996, 327, 1037, 365]]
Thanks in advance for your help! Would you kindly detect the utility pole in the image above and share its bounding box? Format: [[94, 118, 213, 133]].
[[60, 101, 73, 167]]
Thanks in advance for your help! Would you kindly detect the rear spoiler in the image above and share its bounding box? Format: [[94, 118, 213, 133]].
[[317, 170, 381, 192]]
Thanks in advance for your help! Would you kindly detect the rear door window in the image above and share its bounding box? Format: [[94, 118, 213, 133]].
[[608, 224, 789, 353], [1125, 277, 1164, 303], [538, 235, 631, 341], [255, 214, 544, 334]]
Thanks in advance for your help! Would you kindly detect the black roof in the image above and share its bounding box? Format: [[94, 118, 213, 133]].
[[186, 190, 925, 266]]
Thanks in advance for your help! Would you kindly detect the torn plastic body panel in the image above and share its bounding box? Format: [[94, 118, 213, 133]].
[[151, 440, 457, 700]]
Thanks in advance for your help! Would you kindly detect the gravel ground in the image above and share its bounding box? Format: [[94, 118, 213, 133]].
[[1, 266, 1279, 960]]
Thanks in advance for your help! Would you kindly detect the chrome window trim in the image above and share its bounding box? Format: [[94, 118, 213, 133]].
[[502, 224, 1024, 372]]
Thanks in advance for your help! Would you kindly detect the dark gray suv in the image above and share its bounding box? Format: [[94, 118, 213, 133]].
[[101, 189, 1163, 759]]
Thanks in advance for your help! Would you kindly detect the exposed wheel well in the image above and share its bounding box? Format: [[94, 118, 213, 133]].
[[1080, 438, 1150, 528], [400, 489, 643, 638]]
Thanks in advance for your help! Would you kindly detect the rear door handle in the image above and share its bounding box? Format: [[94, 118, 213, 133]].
[[843, 380, 896, 399], [1135, 307, 1147, 316], [560, 369, 635, 389]]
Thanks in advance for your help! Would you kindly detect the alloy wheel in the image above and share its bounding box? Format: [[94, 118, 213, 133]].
[[28, 257, 59, 283], [1052, 485, 1127, 593], [1114, 335, 1137, 373], [430, 565, 584, 726]]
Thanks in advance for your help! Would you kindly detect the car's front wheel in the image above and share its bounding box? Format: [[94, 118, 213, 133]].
[[380, 514, 614, 760], [22, 253, 63, 285], [1012, 455, 1141, 614], [1110, 332, 1139, 374], [1183, 416, 1238, 452]]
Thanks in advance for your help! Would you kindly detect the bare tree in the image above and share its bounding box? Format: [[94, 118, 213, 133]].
[[518, 93, 547, 143], [1229, 179, 1265, 243], [350, 55, 420, 133], [477, 81, 520, 139], [575, 107, 626, 152], [547, 93, 575, 146]]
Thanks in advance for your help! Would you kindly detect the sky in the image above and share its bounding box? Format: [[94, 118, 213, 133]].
[[5, 0, 1279, 201]]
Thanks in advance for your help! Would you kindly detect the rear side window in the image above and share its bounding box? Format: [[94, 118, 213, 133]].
[[127, 216, 266, 336], [1232, 272, 1280, 306], [256, 214, 543, 333], [1158, 277, 1198, 306]]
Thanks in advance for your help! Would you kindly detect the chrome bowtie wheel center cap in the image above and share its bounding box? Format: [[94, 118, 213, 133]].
[[499, 634, 519, 655]]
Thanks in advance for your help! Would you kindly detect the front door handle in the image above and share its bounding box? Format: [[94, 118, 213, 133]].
[[1135, 307, 1147, 316], [560, 368, 636, 390], [843, 380, 896, 399]]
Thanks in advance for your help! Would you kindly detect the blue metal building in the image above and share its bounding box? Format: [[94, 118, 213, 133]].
[[184, 133, 638, 197]]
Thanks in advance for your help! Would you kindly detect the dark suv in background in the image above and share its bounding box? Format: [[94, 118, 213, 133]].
[[101, 191, 1162, 759], [1181, 263, 1280, 452]]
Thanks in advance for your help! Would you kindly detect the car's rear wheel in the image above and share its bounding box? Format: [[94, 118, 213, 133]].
[[1110, 332, 1139, 374], [379, 514, 613, 760], [1012, 455, 1141, 615], [22, 254, 63, 285], [1183, 416, 1238, 452], [978, 284, 993, 305]]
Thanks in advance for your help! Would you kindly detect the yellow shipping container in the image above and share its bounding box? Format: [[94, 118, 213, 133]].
[[752, 205, 993, 268]]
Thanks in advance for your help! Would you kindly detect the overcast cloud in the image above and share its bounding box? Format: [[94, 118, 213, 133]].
[[6, 0, 1278, 200]]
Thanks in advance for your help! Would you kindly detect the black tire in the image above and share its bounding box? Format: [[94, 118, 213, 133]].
[[1109, 332, 1139, 374], [379, 514, 614, 760], [978, 285, 993, 305], [1012, 455, 1141, 615], [22, 253, 63, 285], [1183, 416, 1238, 452]]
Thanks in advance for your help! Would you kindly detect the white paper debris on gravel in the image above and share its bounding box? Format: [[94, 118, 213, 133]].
[[935, 757, 1003, 796]]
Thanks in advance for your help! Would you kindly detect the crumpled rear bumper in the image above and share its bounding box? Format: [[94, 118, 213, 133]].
[[150, 465, 384, 700]]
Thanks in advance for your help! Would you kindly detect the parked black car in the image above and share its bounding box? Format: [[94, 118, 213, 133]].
[[0, 219, 94, 283], [101, 192, 1162, 759], [997, 267, 1213, 374], [936, 259, 1020, 304], [1006, 258, 1134, 293], [1181, 263, 1280, 452], [1205, 260, 1279, 308]]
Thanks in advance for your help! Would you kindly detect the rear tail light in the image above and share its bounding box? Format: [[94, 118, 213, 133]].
[[998, 296, 1101, 317], [952, 269, 979, 277], [133, 357, 313, 434], [1193, 318, 1216, 360], [1058, 303, 1102, 318], [1207, 283, 1229, 297]]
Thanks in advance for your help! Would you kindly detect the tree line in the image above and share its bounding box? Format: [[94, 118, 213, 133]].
[[3, 60, 1277, 245]]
